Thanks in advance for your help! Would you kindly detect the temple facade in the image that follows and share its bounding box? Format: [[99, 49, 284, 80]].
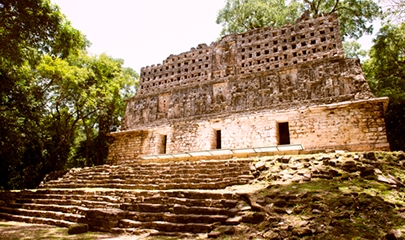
[[108, 13, 389, 163]]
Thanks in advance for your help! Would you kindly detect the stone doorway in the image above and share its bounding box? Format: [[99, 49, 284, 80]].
[[278, 122, 290, 145]]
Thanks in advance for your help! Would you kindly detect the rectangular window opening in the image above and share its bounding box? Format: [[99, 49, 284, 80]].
[[216, 130, 222, 149], [158, 135, 168, 154], [278, 122, 290, 145]]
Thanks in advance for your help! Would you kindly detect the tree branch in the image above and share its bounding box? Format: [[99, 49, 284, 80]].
[[330, 0, 340, 14]]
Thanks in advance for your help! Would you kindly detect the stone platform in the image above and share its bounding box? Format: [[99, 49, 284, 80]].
[[0, 158, 255, 236], [1, 151, 401, 237]]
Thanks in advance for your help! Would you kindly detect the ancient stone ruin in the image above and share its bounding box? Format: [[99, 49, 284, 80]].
[[108, 13, 389, 163], [0, 14, 398, 239]]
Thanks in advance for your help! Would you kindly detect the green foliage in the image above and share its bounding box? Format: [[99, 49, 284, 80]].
[[303, 0, 381, 39], [0, 0, 138, 189], [0, 0, 88, 66], [216, 0, 381, 39], [216, 0, 303, 36], [363, 23, 405, 150], [342, 40, 368, 58], [382, 0, 405, 24], [363, 23, 405, 102]]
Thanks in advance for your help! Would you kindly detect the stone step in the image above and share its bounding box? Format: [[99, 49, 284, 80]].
[[120, 203, 238, 217], [111, 227, 199, 239], [44, 180, 247, 190], [0, 212, 76, 227], [16, 193, 120, 202], [11, 189, 238, 203], [52, 160, 252, 176], [0, 206, 84, 223], [65, 171, 250, 181], [58, 171, 251, 183], [0, 158, 256, 234], [117, 160, 252, 167], [41, 180, 242, 190], [8, 203, 88, 215], [134, 196, 238, 208], [172, 204, 239, 216], [110, 227, 159, 236], [152, 190, 236, 200], [1, 190, 240, 208], [7, 190, 238, 211], [48, 175, 244, 185], [118, 219, 214, 233], [126, 212, 229, 224], [40, 158, 254, 191], [70, 161, 251, 172], [121, 190, 237, 202], [81, 162, 250, 169], [16, 197, 120, 209], [0, 187, 243, 234]]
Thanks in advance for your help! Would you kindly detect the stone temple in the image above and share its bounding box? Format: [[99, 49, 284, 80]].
[[108, 13, 389, 163]]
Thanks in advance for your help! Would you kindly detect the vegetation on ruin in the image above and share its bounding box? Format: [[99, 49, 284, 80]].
[[229, 152, 405, 240], [0, 0, 138, 189]]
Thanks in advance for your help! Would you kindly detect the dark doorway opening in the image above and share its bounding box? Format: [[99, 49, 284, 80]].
[[162, 135, 167, 154], [216, 130, 222, 149], [278, 122, 290, 145]]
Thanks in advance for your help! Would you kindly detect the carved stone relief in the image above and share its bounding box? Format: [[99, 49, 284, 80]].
[[136, 14, 344, 96]]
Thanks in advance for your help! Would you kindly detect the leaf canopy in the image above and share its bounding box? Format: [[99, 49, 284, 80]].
[[216, 0, 382, 39], [363, 23, 405, 103]]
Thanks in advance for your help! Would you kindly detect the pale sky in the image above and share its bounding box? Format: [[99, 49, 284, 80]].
[[51, 0, 376, 73], [52, 0, 225, 72]]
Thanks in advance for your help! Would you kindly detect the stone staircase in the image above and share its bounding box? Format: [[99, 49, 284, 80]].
[[39, 159, 253, 190], [0, 158, 255, 236]]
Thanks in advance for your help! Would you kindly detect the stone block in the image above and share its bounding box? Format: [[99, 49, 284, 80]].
[[84, 208, 126, 231], [68, 224, 88, 235]]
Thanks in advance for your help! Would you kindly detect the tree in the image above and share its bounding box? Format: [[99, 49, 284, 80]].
[[342, 40, 368, 59], [303, 0, 381, 39], [23, 52, 138, 181], [363, 23, 405, 102], [0, 63, 48, 189], [0, 0, 89, 189], [216, 0, 382, 39], [36, 53, 137, 169], [0, 0, 87, 66], [0, 0, 138, 189], [382, 0, 405, 24], [363, 23, 405, 150], [0, 51, 138, 189], [216, 0, 303, 36]]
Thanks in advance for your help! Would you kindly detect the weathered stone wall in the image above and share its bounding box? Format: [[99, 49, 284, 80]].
[[108, 13, 389, 162], [107, 131, 148, 164], [110, 98, 389, 162], [290, 99, 389, 151], [122, 57, 374, 130], [136, 14, 343, 96], [154, 98, 388, 153], [120, 13, 375, 131]]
